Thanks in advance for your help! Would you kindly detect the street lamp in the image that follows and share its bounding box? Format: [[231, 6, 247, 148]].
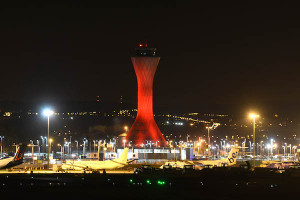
[[49, 138, 53, 155], [98, 140, 101, 161], [293, 146, 297, 155], [69, 136, 72, 155], [266, 144, 271, 157], [206, 126, 212, 157], [250, 113, 259, 168], [293, 146, 298, 160], [37, 140, 40, 156], [75, 140, 78, 156], [0, 136, 4, 158], [43, 108, 54, 169], [93, 140, 96, 153], [40, 136, 45, 153], [83, 138, 87, 156], [58, 144, 62, 160], [270, 139, 274, 158]]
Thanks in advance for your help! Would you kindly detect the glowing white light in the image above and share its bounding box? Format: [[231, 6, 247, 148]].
[[43, 109, 54, 117]]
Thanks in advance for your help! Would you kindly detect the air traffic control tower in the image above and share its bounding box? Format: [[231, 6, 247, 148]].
[[125, 44, 168, 147]]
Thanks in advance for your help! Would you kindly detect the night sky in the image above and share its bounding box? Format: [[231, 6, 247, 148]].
[[1, 2, 300, 115]]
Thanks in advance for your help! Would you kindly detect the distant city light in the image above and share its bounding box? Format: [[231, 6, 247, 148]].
[[175, 122, 183, 126]]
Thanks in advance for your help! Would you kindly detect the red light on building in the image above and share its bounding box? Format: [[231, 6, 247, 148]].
[[125, 51, 167, 147]]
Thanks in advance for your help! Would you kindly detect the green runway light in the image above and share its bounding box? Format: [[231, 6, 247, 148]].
[[146, 180, 151, 184], [157, 180, 166, 185], [130, 179, 133, 183]]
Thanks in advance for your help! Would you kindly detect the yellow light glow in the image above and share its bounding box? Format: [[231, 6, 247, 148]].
[[249, 113, 259, 119]]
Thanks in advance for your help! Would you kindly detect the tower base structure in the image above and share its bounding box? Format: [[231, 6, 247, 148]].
[[126, 113, 167, 147]]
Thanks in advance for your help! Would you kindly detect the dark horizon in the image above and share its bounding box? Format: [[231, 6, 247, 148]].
[[1, 99, 300, 120]]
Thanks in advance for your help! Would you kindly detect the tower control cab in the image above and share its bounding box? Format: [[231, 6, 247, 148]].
[[135, 43, 156, 57]]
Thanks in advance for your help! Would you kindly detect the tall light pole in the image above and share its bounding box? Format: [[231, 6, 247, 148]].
[[69, 136, 72, 155], [250, 113, 259, 168], [41, 136, 44, 153], [270, 139, 273, 158], [49, 139, 53, 155], [124, 126, 128, 147], [0, 136, 4, 158], [206, 127, 212, 157], [75, 140, 78, 156], [37, 140, 40, 156], [43, 109, 54, 169], [98, 140, 101, 161], [93, 140, 96, 153], [83, 138, 87, 156], [44, 137, 48, 154], [58, 144, 62, 161], [282, 146, 286, 158]]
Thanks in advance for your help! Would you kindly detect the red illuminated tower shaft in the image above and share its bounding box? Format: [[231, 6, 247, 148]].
[[126, 53, 167, 146]]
